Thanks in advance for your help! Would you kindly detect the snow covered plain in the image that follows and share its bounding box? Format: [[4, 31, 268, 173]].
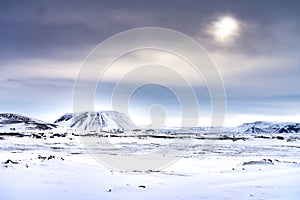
[[1, 130, 300, 200], [1, 113, 300, 199]]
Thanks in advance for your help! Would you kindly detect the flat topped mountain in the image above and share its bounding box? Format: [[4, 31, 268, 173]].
[[54, 111, 137, 133], [0, 113, 58, 132]]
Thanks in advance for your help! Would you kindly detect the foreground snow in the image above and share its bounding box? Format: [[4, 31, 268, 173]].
[[0, 133, 300, 200]]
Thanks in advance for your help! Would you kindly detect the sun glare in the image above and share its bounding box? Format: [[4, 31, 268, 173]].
[[212, 16, 240, 42]]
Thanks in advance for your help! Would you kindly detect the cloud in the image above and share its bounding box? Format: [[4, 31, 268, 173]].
[[0, 59, 80, 80], [1, 0, 300, 123]]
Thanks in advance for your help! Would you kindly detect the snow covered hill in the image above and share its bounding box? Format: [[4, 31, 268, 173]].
[[234, 121, 300, 134], [54, 111, 137, 133], [0, 113, 58, 133]]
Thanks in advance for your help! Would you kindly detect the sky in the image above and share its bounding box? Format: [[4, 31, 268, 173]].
[[0, 0, 300, 126]]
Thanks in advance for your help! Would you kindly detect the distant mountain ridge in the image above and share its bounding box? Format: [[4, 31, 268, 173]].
[[0, 113, 58, 132], [234, 121, 300, 134], [1, 112, 299, 135]]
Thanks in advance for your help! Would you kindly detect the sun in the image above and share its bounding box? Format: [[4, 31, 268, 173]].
[[211, 16, 240, 42]]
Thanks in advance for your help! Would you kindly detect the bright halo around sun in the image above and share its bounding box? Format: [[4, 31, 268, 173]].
[[211, 16, 240, 43]]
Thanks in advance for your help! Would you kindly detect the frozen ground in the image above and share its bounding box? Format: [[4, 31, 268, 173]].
[[0, 133, 300, 200]]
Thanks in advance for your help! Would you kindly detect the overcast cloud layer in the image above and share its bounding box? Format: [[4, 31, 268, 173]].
[[0, 0, 300, 126]]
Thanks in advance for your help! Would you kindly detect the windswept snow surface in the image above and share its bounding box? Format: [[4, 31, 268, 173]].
[[1, 114, 300, 199], [1, 131, 300, 199]]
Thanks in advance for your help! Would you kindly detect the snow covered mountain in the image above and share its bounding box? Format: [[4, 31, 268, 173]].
[[0, 113, 58, 133], [234, 121, 300, 134], [54, 111, 137, 133]]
